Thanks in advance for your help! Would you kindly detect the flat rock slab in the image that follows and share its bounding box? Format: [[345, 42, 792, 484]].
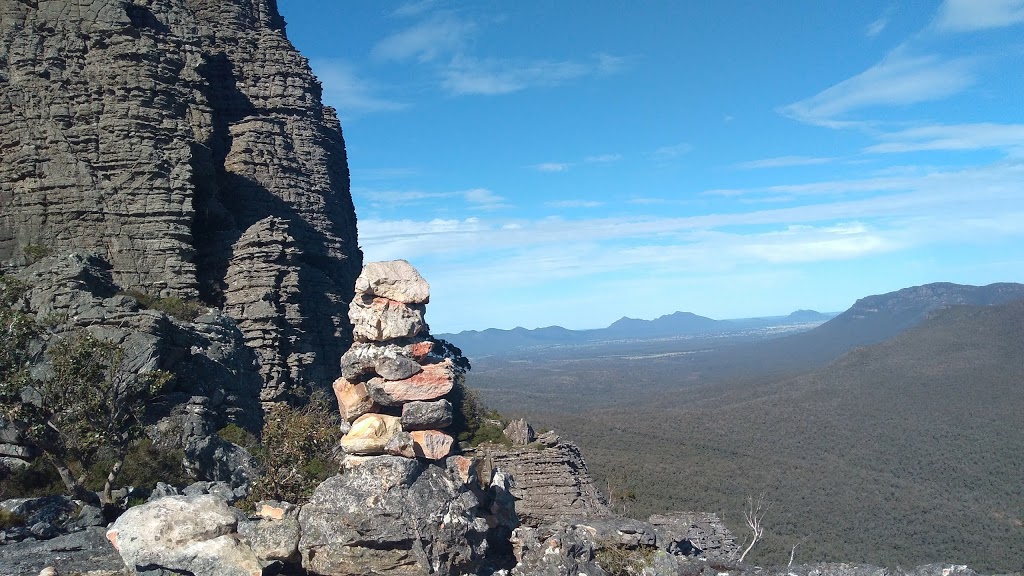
[[366, 359, 455, 406], [0, 527, 126, 576]]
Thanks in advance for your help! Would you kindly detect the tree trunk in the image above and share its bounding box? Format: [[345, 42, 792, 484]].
[[49, 456, 99, 506], [101, 454, 125, 505]]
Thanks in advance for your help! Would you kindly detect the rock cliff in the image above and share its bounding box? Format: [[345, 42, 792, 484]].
[[0, 0, 362, 401]]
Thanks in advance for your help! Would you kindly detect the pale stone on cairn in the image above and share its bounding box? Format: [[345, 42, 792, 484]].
[[354, 260, 430, 304], [332, 377, 375, 423], [341, 342, 422, 381], [349, 296, 425, 342], [341, 414, 403, 455], [410, 430, 454, 460]]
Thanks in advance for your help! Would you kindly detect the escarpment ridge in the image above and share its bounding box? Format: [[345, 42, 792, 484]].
[[0, 0, 361, 401]]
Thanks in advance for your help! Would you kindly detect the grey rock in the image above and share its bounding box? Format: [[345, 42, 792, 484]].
[[66, 505, 107, 531], [510, 524, 606, 576], [106, 494, 262, 576], [297, 455, 499, 576], [147, 482, 181, 502], [0, 496, 77, 539], [648, 512, 739, 559], [341, 342, 422, 381], [237, 506, 301, 564], [0, 0, 362, 402], [401, 399, 454, 431], [183, 435, 257, 491], [0, 527, 126, 576], [537, 430, 561, 446], [480, 439, 611, 527], [503, 419, 536, 445]]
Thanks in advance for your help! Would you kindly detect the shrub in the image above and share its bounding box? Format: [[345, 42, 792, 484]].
[[121, 289, 203, 322], [0, 459, 64, 499], [246, 392, 342, 505], [594, 543, 658, 576], [22, 244, 52, 263], [0, 509, 25, 530]]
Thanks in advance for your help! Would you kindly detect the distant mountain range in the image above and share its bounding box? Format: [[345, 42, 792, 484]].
[[437, 309, 837, 358]]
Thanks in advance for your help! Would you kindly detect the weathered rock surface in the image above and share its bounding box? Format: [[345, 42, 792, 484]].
[[366, 359, 456, 406], [354, 260, 430, 304], [332, 376, 376, 423], [401, 399, 454, 430], [648, 512, 738, 559], [350, 295, 426, 343], [106, 494, 262, 576], [297, 455, 513, 576], [480, 437, 611, 527], [0, 527, 126, 576], [410, 429, 455, 460], [342, 342, 423, 381], [0, 0, 362, 402], [503, 418, 535, 446], [3, 253, 263, 480]]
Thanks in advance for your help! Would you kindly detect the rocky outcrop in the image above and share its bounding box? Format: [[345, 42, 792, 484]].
[[480, 434, 612, 527], [648, 512, 738, 558], [0, 0, 362, 401], [3, 253, 261, 483], [297, 454, 515, 576]]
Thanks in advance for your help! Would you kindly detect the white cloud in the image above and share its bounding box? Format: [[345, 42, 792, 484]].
[[865, 123, 1024, 154], [442, 56, 591, 95], [735, 155, 836, 170], [545, 200, 605, 208], [935, 0, 1024, 31], [309, 59, 406, 116], [372, 13, 475, 62], [866, 16, 889, 38], [654, 142, 693, 160], [391, 0, 437, 18], [462, 188, 510, 209], [533, 162, 571, 172], [781, 52, 975, 127], [584, 153, 622, 163], [354, 187, 509, 209]]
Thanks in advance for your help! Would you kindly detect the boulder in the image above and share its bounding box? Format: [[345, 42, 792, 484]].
[[354, 260, 430, 304], [341, 342, 422, 381], [340, 413, 403, 455], [183, 435, 257, 490], [349, 296, 426, 342], [365, 359, 455, 406], [503, 419, 536, 445], [410, 430, 455, 460], [106, 495, 262, 576], [297, 455, 493, 576], [0, 527, 125, 576], [401, 399, 454, 430], [384, 431, 417, 458], [237, 503, 300, 564], [332, 377, 376, 422]]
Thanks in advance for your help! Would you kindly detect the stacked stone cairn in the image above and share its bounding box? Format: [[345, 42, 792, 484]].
[[334, 260, 457, 461]]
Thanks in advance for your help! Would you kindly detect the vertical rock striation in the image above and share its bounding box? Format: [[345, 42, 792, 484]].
[[0, 0, 362, 401]]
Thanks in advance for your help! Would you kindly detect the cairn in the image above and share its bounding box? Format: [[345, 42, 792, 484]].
[[333, 260, 457, 460]]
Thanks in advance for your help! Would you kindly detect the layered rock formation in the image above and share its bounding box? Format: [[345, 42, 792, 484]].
[[0, 0, 362, 401], [334, 260, 460, 461]]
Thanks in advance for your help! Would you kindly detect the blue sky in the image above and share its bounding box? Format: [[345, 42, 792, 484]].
[[277, 0, 1024, 332]]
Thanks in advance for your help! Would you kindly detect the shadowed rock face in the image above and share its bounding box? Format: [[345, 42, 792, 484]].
[[0, 0, 362, 400]]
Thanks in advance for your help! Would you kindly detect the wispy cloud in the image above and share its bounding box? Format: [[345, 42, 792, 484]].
[[309, 59, 406, 116], [354, 187, 510, 210], [654, 142, 693, 161], [866, 123, 1024, 154], [780, 52, 975, 127], [442, 55, 608, 96], [391, 0, 437, 18], [372, 13, 475, 62], [866, 15, 889, 38], [532, 162, 571, 173], [934, 0, 1024, 32], [735, 155, 836, 170], [462, 188, 510, 209], [546, 200, 605, 208], [584, 153, 622, 164]]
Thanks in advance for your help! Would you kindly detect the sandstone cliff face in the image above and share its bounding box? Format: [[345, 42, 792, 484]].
[[0, 0, 361, 400]]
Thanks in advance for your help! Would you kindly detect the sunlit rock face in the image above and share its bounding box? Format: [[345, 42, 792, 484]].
[[0, 0, 362, 402]]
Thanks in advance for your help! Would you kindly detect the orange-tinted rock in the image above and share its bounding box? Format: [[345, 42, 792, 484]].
[[332, 377, 375, 423], [406, 340, 433, 360], [366, 359, 455, 406], [341, 414, 403, 455], [449, 455, 474, 485], [410, 430, 454, 460]]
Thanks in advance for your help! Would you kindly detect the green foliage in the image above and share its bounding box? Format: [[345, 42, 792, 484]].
[[83, 438, 189, 492], [0, 276, 37, 404], [121, 289, 203, 322], [448, 376, 509, 447], [22, 244, 53, 263], [0, 509, 26, 530], [217, 423, 258, 450], [246, 392, 342, 505], [593, 543, 657, 576], [0, 459, 64, 499]]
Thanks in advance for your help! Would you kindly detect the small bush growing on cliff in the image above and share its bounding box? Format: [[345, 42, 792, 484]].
[[428, 337, 510, 447], [0, 327, 172, 504], [121, 289, 203, 322], [22, 244, 53, 263], [594, 542, 658, 575], [246, 392, 341, 505]]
